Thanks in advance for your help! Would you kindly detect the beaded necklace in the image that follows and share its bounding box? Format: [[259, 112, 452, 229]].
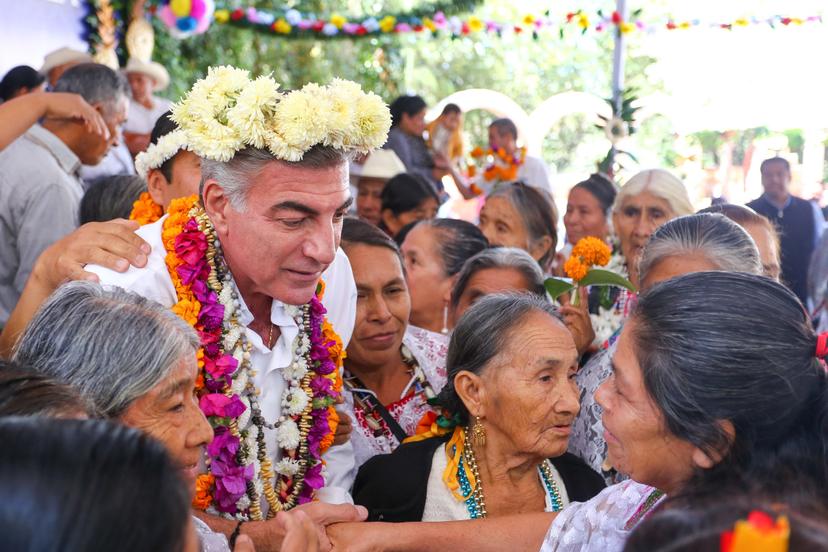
[[457, 426, 563, 519]]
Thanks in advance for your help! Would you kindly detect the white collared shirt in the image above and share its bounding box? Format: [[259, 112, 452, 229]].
[[86, 216, 358, 505]]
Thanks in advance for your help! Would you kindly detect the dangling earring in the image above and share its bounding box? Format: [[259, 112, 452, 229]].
[[471, 415, 486, 447], [441, 303, 449, 335]]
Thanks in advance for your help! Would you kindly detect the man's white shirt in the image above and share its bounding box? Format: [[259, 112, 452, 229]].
[[86, 216, 358, 505]]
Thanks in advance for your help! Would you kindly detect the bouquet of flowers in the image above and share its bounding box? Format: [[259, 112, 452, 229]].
[[545, 237, 635, 306]]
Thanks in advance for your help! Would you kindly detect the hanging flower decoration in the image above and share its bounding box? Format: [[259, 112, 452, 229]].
[[157, 0, 215, 38], [545, 236, 635, 306]]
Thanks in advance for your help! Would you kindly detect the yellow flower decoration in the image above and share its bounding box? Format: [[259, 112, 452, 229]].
[[274, 18, 292, 34], [564, 257, 589, 282], [523, 15, 536, 26], [330, 14, 347, 29], [423, 17, 437, 32], [578, 13, 590, 29], [214, 9, 230, 24], [468, 16, 484, 33], [734, 18, 749, 27], [619, 22, 635, 34], [379, 15, 397, 33]]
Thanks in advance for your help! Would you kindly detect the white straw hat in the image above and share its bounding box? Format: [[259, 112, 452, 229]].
[[124, 58, 170, 92], [40, 47, 93, 74], [360, 149, 406, 180]]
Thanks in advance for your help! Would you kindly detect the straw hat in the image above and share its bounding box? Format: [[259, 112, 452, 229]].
[[124, 58, 170, 92], [40, 47, 93, 74], [360, 150, 406, 180]]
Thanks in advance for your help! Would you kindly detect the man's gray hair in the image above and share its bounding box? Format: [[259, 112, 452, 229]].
[[638, 213, 763, 283], [53, 63, 128, 115], [13, 282, 199, 418], [450, 247, 546, 307], [436, 293, 563, 424], [200, 145, 351, 211]]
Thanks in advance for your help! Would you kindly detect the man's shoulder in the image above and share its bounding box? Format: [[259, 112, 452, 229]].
[[0, 133, 60, 178], [86, 218, 177, 306]]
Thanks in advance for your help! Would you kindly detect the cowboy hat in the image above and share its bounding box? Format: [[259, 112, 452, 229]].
[[40, 47, 93, 74], [124, 58, 170, 92], [360, 149, 406, 180]]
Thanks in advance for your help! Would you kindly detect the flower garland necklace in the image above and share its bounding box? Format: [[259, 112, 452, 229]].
[[129, 192, 164, 226], [164, 195, 343, 520]]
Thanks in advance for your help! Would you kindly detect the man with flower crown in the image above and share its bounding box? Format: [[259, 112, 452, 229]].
[[87, 66, 392, 550]]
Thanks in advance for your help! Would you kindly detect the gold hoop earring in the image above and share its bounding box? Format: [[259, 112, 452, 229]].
[[471, 415, 486, 447]]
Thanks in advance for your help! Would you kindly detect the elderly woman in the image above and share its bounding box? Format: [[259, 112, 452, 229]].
[[329, 272, 828, 552], [400, 218, 488, 335], [570, 213, 764, 478], [587, 168, 694, 346], [340, 218, 447, 468], [13, 282, 356, 552], [352, 293, 605, 522], [478, 183, 558, 273]]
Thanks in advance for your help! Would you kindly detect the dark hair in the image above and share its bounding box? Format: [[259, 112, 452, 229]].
[[489, 118, 518, 140], [0, 418, 191, 552], [487, 182, 558, 267], [436, 293, 562, 424], [441, 103, 461, 116], [0, 65, 45, 102], [572, 173, 618, 215], [760, 156, 791, 174], [80, 174, 147, 224], [631, 271, 828, 510], [0, 360, 93, 418], [342, 217, 404, 268], [389, 95, 427, 128], [625, 496, 828, 552], [450, 247, 546, 308], [149, 110, 178, 182], [53, 63, 128, 114], [415, 219, 489, 277], [381, 173, 439, 217]]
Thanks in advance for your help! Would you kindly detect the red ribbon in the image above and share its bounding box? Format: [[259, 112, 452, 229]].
[[817, 332, 828, 358]]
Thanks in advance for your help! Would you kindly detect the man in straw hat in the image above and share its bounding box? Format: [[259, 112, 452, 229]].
[[40, 47, 93, 89], [87, 66, 392, 550], [356, 149, 406, 226], [122, 58, 173, 156]]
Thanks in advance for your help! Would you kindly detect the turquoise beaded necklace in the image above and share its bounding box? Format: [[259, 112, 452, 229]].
[[457, 429, 563, 519]]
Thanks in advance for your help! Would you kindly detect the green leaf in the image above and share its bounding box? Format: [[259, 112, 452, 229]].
[[580, 269, 637, 292], [544, 278, 576, 299]]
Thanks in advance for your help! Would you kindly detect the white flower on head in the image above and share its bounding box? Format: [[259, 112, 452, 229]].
[[274, 85, 330, 154], [276, 419, 301, 450], [134, 129, 189, 179], [227, 75, 282, 149], [348, 91, 393, 151], [274, 458, 301, 476], [285, 389, 310, 416]]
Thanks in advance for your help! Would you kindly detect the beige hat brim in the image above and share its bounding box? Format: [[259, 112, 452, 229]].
[[125, 60, 170, 91]]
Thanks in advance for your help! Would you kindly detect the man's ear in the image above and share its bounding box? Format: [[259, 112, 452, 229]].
[[202, 179, 231, 236], [146, 169, 169, 207]]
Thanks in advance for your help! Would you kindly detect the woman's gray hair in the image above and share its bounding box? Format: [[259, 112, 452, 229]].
[[201, 145, 350, 211], [436, 293, 563, 424], [450, 247, 545, 308], [638, 213, 763, 283], [13, 282, 199, 418]]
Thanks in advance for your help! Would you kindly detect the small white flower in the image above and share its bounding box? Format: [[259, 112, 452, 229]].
[[283, 361, 307, 382], [274, 458, 301, 476], [276, 419, 300, 450], [285, 389, 310, 416], [236, 495, 251, 511]]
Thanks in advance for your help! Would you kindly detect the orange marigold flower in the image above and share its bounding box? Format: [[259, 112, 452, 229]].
[[467, 165, 477, 178], [572, 236, 611, 267], [320, 406, 338, 454], [172, 297, 201, 326], [192, 473, 215, 510], [470, 146, 485, 158], [564, 256, 589, 282], [129, 192, 164, 226]]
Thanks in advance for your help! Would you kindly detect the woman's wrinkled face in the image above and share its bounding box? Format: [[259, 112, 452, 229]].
[[612, 192, 674, 274], [743, 223, 781, 281], [479, 197, 531, 253], [475, 311, 580, 459], [595, 320, 700, 493], [564, 187, 609, 244], [401, 225, 452, 328], [452, 267, 532, 323], [345, 243, 411, 369], [119, 354, 213, 490]]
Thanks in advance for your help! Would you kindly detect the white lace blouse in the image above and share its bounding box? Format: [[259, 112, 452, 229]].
[[539, 480, 666, 552]]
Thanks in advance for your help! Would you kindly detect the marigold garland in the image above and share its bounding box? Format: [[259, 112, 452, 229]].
[[163, 195, 344, 518], [129, 192, 165, 226]]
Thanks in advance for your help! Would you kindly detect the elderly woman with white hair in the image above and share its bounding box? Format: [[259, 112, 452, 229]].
[[569, 213, 765, 479]]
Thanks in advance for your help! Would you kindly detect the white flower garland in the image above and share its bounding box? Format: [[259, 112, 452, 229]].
[[134, 129, 189, 179]]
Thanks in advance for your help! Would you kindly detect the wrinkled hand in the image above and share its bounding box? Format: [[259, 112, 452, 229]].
[[278, 511, 319, 552], [41, 92, 109, 139], [33, 219, 150, 288], [333, 396, 353, 446], [292, 502, 368, 552], [558, 288, 595, 356]]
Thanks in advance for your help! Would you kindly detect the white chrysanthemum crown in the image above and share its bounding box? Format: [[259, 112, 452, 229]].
[[135, 66, 391, 178]]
